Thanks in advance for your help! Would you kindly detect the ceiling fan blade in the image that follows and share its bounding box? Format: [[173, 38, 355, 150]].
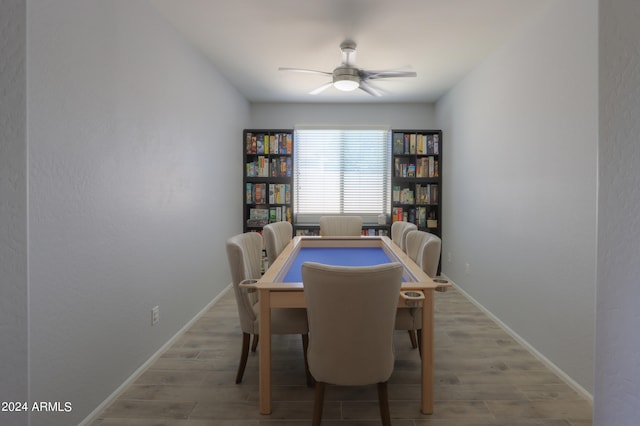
[[362, 70, 417, 80], [358, 81, 382, 97], [309, 81, 334, 95], [278, 67, 332, 76]]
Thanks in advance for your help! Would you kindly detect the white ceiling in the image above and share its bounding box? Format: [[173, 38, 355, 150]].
[[151, 0, 550, 103]]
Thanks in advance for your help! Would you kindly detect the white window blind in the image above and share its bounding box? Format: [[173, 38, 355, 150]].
[[294, 127, 391, 224]]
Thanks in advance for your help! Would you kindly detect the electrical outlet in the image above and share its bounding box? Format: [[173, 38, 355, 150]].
[[448, 252, 452, 263], [151, 306, 159, 326], [465, 263, 470, 274]]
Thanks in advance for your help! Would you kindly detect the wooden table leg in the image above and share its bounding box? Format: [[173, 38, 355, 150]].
[[258, 289, 272, 414], [421, 289, 434, 414]]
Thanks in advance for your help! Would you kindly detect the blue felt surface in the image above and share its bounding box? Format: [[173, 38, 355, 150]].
[[282, 247, 395, 282]]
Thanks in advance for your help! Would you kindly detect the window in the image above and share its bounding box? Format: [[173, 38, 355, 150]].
[[294, 127, 391, 224]]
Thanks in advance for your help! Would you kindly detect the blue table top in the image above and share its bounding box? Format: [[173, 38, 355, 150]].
[[282, 247, 396, 282]]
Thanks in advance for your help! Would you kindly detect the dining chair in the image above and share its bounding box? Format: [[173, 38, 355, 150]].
[[319, 215, 363, 236], [391, 221, 417, 252], [302, 261, 403, 426], [226, 232, 311, 384], [395, 230, 442, 353], [263, 221, 293, 267]]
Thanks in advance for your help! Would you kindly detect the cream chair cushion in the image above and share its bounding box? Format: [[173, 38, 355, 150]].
[[319, 216, 363, 236], [395, 230, 442, 336], [226, 232, 308, 335], [391, 221, 417, 252], [302, 261, 403, 386], [405, 230, 442, 278], [263, 221, 293, 266]]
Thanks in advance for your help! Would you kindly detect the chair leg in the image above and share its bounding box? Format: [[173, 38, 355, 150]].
[[417, 328, 423, 359], [312, 381, 326, 426], [408, 329, 418, 348], [251, 334, 259, 352], [302, 333, 314, 387], [236, 332, 251, 384], [377, 382, 391, 426]]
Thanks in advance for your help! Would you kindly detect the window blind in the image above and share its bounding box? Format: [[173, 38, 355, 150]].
[[294, 127, 391, 224]]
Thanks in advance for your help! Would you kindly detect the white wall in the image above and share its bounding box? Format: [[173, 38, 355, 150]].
[[27, 1, 249, 424], [0, 1, 28, 426], [436, 0, 597, 394], [250, 102, 435, 129], [595, 0, 640, 424]]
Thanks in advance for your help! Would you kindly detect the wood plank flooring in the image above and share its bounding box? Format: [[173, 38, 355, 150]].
[[91, 286, 592, 425]]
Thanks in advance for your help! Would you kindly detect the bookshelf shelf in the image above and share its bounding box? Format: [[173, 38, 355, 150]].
[[243, 129, 294, 233], [293, 224, 390, 237], [391, 129, 442, 238]]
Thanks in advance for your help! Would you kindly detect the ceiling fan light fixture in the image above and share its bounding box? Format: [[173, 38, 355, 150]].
[[333, 67, 360, 91], [333, 78, 360, 91]]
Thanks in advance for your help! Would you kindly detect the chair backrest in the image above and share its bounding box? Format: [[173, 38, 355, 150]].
[[319, 216, 363, 236], [391, 221, 418, 252], [226, 232, 263, 333], [302, 261, 403, 386], [405, 230, 442, 278], [263, 221, 293, 266]]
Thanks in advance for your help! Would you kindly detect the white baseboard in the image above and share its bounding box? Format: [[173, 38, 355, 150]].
[[442, 275, 593, 405], [79, 284, 233, 426]]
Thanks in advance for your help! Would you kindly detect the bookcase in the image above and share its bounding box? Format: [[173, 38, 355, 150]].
[[243, 129, 294, 234], [391, 130, 442, 238]]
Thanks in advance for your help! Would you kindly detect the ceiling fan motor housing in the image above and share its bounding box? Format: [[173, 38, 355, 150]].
[[332, 66, 360, 90]]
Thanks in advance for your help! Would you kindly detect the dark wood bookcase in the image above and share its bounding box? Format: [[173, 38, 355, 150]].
[[242, 129, 294, 234], [391, 130, 442, 238]]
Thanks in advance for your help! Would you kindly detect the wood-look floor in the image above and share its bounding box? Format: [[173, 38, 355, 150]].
[[91, 286, 592, 425]]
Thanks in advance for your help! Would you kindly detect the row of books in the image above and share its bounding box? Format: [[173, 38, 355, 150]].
[[245, 132, 293, 155], [246, 156, 292, 177], [417, 184, 438, 205], [393, 186, 415, 205], [247, 207, 293, 227], [394, 156, 439, 178], [393, 132, 440, 155], [245, 183, 291, 205], [393, 184, 439, 205], [392, 207, 438, 229]]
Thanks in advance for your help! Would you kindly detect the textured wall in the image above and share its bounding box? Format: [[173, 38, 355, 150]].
[[27, 1, 248, 424], [0, 1, 28, 426], [595, 0, 640, 424], [436, 0, 597, 393]]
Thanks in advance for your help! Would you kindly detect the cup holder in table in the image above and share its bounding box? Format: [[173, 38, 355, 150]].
[[400, 290, 425, 307]]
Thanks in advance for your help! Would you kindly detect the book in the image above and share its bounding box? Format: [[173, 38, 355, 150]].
[[418, 207, 427, 228], [409, 133, 416, 154], [393, 133, 404, 154], [285, 133, 292, 154], [249, 208, 269, 220], [254, 183, 266, 204], [246, 183, 253, 204], [256, 134, 265, 154], [245, 132, 253, 154]]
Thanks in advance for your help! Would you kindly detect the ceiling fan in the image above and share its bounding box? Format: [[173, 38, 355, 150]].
[[278, 40, 417, 96]]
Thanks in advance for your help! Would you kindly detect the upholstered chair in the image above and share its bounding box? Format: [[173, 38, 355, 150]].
[[302, 261, 403, 426], [263, 221, 293, 267], [395, 230, 442, 353], [226, 232, 311, 384], [390, 221, 417, 252], [319, 215, 363, 236]]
